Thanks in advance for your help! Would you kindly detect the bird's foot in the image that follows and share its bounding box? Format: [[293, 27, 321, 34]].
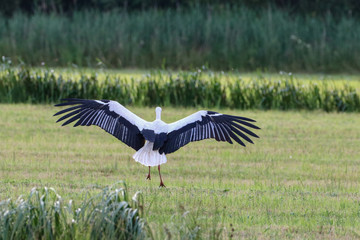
[[159, 181, 166, 188], [146, 174, 151, 180]]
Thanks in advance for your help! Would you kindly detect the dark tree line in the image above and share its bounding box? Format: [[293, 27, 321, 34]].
[[0, 0, 359, 17]]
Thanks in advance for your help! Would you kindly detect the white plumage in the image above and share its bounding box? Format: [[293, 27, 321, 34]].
[[54, 98, 260, 187], [133, 141, 167, 166]]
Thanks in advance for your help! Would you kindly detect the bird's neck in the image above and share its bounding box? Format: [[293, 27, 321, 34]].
[[156, 109, 161, 120], [156, 111, 161, 120]]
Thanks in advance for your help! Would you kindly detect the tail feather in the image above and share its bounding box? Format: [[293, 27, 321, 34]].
[[133, 141, 167, 166]]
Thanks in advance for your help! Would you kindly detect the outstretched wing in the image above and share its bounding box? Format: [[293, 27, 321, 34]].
[[54, 98, 149, 151], [159, 111, 260, 154]]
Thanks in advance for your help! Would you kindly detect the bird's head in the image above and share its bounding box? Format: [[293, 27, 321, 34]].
[[155, 107, 162, 120]]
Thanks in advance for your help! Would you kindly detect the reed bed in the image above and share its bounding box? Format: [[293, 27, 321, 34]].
[[0, 7, 360, 72], [0, 65, 358, 112], [0, 182, 149, 240]]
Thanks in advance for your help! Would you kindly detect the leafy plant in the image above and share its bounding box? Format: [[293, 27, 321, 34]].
[[0, 182, 149, 240]]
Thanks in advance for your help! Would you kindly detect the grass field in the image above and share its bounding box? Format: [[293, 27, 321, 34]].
[[0, 104, 359, 239]]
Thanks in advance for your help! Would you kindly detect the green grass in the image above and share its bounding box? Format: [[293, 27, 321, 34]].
[[0, 104, 359, 239], [1, 7, 360, 72]]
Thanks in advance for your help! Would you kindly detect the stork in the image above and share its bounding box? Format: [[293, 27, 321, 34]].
[[54, 98, 260, 187]]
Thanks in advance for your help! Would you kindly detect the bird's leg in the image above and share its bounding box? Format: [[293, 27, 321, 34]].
[[158, 165, 166, 187], [146, 166, 151, 180]]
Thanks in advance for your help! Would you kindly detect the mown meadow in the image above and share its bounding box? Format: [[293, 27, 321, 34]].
[[0, 61, 360, 238], [0, 104, 359, 239]]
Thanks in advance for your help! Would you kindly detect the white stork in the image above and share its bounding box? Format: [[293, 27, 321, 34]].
[[54, 98, 260, 187]]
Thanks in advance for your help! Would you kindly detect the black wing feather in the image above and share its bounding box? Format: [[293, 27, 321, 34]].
[[53, 105, 83, 116], [54, 99, 145, 151], [223, 114, 256, 122], [231, 118, 260, 129], [56, 108, 83, 123], [159, 111, 260, 154], [228, 121, 260, 138]]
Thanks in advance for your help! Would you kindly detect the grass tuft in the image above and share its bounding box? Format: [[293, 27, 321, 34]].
[[0, 182, 149, 239]]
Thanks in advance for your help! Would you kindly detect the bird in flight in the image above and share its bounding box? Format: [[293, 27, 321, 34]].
[[54, 99, 260, 187]]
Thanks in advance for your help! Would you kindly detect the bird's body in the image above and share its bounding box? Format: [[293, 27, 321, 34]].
[[133, 107, 169, 166], [54, 98, 260, 187]]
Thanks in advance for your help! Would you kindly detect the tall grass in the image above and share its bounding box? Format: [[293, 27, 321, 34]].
[[0, 182, 149, 239], [0, 7, 360, 72], [0, 65, 359, 112]]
